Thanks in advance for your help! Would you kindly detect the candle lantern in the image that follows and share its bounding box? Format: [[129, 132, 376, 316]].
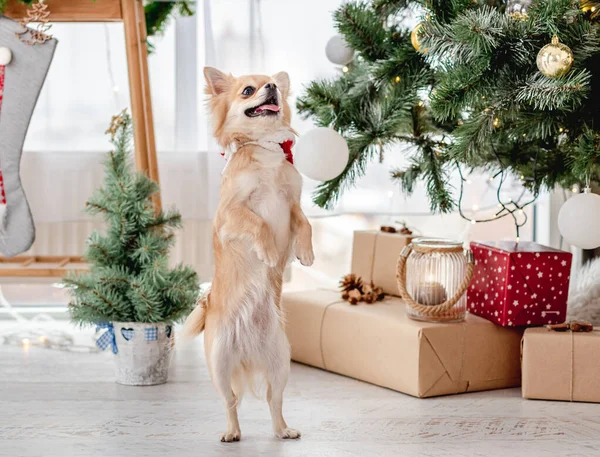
[[396, 238, 474, 323]]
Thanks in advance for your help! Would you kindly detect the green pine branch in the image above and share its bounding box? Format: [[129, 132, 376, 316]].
[[334, 2, 390, 61], [313, 135, 377, 209], [572, 127, 600, 180], [296, 0, 600, 212], [516, 70, 591, 111]]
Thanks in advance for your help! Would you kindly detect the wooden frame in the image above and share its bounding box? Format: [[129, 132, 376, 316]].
[[5, 0, 123, 21], [0, 256, 88, 278], [3, 0, 161, 277]]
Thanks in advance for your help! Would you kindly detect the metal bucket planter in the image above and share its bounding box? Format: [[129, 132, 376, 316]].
[[110, 322, 173, 386]]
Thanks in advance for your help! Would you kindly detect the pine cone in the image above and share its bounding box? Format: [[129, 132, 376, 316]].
[[347, 289, 362, 305], [362, 282, 385, 304], [340, 275, 384, 305], [570, 321, 593, 332], [373, 285, 385, 301], [363, 291, 377, 304], [547, 321, 594, 332], [339, 274, 363, 294], [399, 221, 413, 235], [362, 285, 373, 303]]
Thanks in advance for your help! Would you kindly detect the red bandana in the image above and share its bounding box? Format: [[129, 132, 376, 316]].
[[280, 140, 294, 164]]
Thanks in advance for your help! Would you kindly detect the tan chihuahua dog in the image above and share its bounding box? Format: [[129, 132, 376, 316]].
[[181, 67, 314, 442]]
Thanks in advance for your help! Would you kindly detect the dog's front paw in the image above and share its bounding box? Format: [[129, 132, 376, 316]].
[[220, 430, 241, 442], [296, 245, 314, 267], [275, 427, 301, 440], [255, 242, 279, 268]]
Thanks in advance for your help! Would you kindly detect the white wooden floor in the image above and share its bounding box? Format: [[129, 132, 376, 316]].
[[1, 325, 600, 457]]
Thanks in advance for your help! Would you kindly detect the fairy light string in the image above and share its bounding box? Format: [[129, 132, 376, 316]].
[[456, 139, 540, 242]]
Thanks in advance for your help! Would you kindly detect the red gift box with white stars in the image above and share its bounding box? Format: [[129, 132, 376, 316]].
[[467, 241, 572, 327]]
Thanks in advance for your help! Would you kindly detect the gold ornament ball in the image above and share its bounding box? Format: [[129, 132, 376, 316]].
[[536, 36, 573, 78], [411, 22, 425, 53], [506, 0, 533, 20], [581, 1, 600, 19]]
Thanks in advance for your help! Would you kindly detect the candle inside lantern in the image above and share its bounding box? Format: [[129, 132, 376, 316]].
[[417, 281, 447, 306]]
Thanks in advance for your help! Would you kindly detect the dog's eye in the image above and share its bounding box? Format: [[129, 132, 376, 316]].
[[241, 86, 255, 97]]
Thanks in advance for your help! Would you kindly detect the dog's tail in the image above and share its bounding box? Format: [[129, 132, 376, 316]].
[[178, 293, 208, 346]]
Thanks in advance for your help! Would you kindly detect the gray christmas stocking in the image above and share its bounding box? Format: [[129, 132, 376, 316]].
[[0, 14, 57, 257]]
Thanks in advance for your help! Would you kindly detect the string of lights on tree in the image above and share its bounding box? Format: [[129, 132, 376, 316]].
[[297, 0, 600, 249]]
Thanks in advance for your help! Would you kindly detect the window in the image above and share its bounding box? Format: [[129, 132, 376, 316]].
[[15, 0, 546, 297]]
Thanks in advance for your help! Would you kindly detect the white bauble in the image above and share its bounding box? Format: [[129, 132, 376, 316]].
[[558, 190, 600, 249], [0, 47, 12, 66], [325, 34, 355, 65], [295, 128, 349, 182]]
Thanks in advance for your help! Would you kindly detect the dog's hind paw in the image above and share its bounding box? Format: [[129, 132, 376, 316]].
[[276, 428, 301, 440], [220, 430, 241, 442]]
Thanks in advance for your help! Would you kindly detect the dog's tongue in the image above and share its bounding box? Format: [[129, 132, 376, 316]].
[[255, 104, 280, 113]]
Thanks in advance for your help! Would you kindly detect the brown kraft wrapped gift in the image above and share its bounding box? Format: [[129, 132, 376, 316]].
[[283, 290, 523, 398], [522, 327, 600, 403], [351, 230, 413, 297]]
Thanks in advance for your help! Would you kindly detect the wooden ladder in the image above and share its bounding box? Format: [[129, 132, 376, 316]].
[[1, 0, 161, 278]]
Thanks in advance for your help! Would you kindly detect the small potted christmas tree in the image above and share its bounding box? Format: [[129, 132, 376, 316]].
[[64, 111, 199, 386]]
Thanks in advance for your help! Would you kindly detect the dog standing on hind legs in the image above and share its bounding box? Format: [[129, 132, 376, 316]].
[[180, 67, 314, 442]]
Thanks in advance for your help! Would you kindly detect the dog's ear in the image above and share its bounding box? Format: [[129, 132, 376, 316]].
[[204, 67, 231, 96], [272, 72, 290, 98]]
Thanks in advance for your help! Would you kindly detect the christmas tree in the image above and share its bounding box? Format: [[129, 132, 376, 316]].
[[65, 111, 199, 324], [297, 0, 600, 219]]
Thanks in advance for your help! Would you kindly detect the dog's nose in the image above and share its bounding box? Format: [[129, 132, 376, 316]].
[[265, 83, 277, 90]]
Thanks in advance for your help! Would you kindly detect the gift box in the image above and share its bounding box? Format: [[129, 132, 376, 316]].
[[522, 327, 600, 403], [468, 241, 572, 327], [283, 290, 523, 398], [351, 230, 413, 296]]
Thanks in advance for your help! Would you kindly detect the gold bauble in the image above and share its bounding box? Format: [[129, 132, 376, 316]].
[[411, 22, 425, 53], [581, 1, 600, 20], [506, 0, 532, 20], [536, 36, 573, 78]]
